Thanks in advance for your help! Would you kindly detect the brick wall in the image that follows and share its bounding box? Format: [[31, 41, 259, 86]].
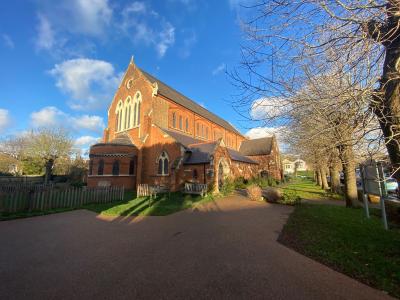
[[89, 59, 282, 192]]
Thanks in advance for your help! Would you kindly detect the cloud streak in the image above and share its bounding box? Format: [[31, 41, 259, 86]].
[[212, 63, 226, 76], [120, 1, 175, 57]]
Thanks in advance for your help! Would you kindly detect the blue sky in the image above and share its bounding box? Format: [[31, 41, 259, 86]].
[[0, 0, 274, 152]]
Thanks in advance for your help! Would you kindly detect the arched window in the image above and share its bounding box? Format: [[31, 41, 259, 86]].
[[137, 101, 141, 125], [124, 107, 128, 130], [89, 160, 93, 175], [201, 124, 204, 137], [115, 101, 123, 132], [179, 115, 182, 130], [129, 158, 135, 175], [98, 159, 104, 175], [157, 151, 169, 175], [193, 169, 198, 180], [172, 112, 176, 128], [185, 118, 189, 132], [206, 127, 208, 139], [196, 123, 199, 135], [127, 99, 131, 128], [134, 92, 142, 127], [112, 160, 120, 176], [119, 110, 122, 131], [133, 102, 137, 126]]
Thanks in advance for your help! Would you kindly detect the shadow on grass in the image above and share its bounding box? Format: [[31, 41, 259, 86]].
[[118, 197, 149, 216], [85, 191, 216, 217]]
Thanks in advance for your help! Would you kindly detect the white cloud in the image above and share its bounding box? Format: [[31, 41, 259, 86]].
[[0, 109, 11, 133], [72, 115, 105, 132], [30, 106, 66, 128], [212, 63, 226, 76], [30, 106, 104, 133], [2, 34, 14, 49], [157, 22, 175, 57], [246, 126, 288, 151], [121, 2, 176, 58], [246, 126, 284, 139], [74, 135, 100, 147], [125, 1, 147, 14], [250, 97, 291, 121], [49, 58, 121, 110], [37, 0, 112, 37], [33, 0, 177, 58], [35, 14, 55, 51], [34, 0, 112, 57]]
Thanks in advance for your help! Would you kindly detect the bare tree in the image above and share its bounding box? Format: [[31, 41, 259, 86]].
[[278, 60, 380, 206], [232, 0, 400, 183]]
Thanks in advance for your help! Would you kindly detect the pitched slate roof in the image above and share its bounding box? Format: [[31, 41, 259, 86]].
[[159, 127, 258, 165], [92, 133, 135, 148], [110, 134, 134, 145], [228, 149, 258, 164], [239, 137, 274, 156], [184, 142, 217, 165], [161, 128, 201, 147], [140, 69, 243, 136], [183, 141, 258, 165]]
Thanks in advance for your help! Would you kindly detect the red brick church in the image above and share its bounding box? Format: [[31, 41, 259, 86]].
[[87, 58, 281, 192]]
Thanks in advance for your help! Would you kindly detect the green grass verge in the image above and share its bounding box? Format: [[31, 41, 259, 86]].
[[279, 204, 400, 297], [0, 191, 218, 221], [278, 178, 343, 201], [84, 191, 216, 217]]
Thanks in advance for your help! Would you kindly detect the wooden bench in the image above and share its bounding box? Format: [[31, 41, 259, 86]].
[[137, 184, 170, 207], [183, 183, 208, 197]]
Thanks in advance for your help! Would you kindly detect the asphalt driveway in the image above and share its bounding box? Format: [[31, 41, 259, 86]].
[[0, 195, 393, 299]]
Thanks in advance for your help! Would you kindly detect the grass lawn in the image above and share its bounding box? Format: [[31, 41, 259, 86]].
[[279, 204, 400, 298], [277, 178, 344, 201], [84, 191, 216, 217], [0, 191, 218, 221]]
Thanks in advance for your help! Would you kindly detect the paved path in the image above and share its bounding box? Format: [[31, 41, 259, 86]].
[[0, 195, 393, 300]]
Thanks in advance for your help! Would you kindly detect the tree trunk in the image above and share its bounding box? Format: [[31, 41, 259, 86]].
[[330, 164, 341, 194], [338, 145, 359, 207], [373, 11, 400, 183], [44, 159, 54, 184], [321, 167, 329, 190], [316, 169, 322, 186]]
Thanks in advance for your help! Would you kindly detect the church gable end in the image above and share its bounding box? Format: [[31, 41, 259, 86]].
[[89, 57, 282, 192], [106, 58, 155, 142]]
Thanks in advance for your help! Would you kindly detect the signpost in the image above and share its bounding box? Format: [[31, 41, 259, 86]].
[[359, 160, 388, 230], [359, 165, 370, 219]]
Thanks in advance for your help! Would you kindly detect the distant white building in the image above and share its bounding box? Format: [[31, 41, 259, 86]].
[[282, 158, 307, 174]]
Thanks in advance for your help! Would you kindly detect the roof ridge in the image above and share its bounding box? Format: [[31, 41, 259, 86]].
[[139, 68, 244, 137], [188, 141, 217, 147]]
